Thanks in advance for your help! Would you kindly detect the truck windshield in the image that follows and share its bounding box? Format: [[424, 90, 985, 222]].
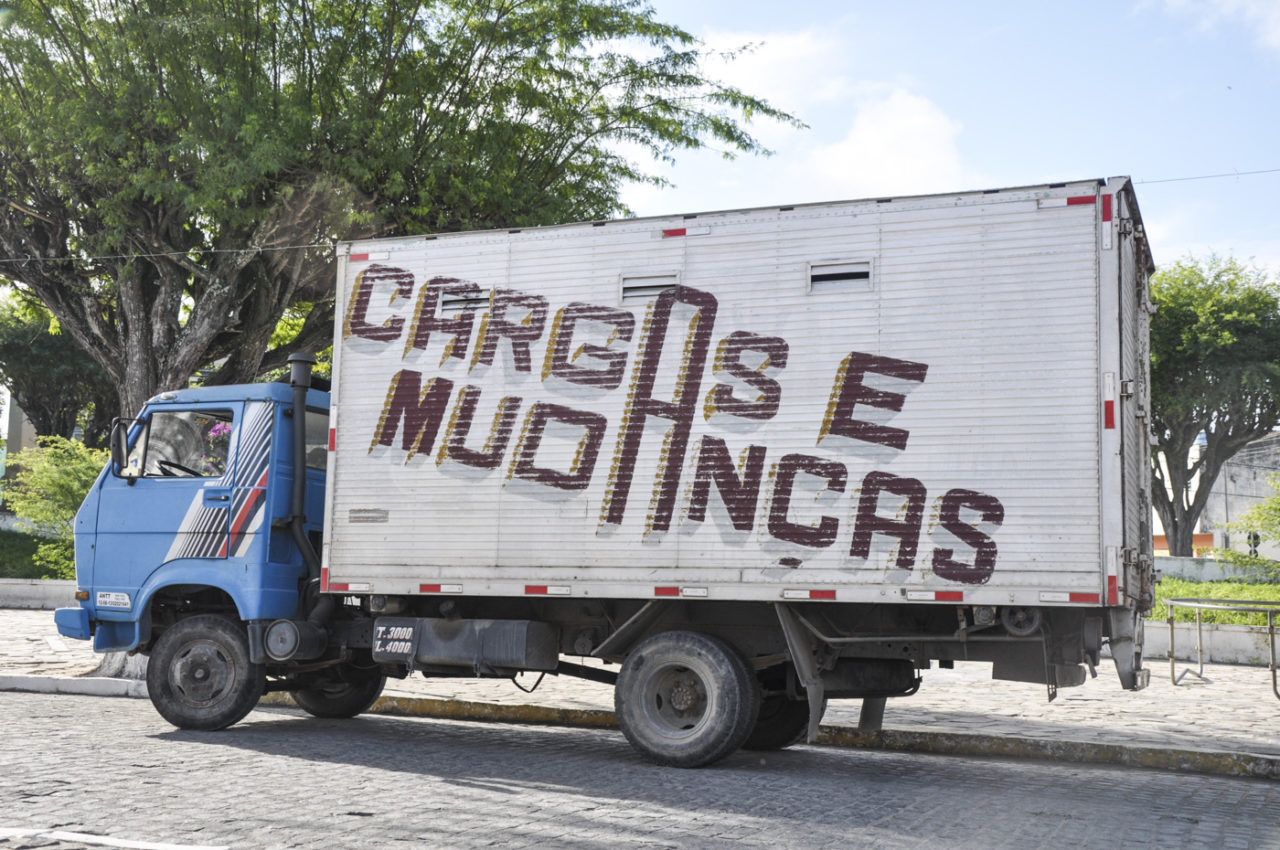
[[129, 410, 235, 478]]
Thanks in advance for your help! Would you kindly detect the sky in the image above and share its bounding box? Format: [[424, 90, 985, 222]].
[[617, 0, 1280, 274]]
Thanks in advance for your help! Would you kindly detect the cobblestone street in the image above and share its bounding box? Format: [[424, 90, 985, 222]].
[[2, 692, 1278, 850]]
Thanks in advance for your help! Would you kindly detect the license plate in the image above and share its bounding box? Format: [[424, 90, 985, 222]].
[[371, 617, 418, 662]]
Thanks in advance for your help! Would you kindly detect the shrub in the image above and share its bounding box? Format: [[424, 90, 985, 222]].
[[0, 528, 45, 579], [3, 436, 108, 580], [1149, 578, 1280, 627]]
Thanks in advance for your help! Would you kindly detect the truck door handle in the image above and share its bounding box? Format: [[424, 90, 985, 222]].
[[209, 495, 230, 502]]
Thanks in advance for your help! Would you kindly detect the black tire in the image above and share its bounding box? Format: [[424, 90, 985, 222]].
[[742, 694, 825, 751], [291, 668, 386, 719], [146, 615, 265, 731], [614, 631, 760, 768]]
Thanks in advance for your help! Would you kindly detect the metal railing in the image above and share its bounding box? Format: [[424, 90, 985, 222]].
[[1165, 597, 1279, 701]]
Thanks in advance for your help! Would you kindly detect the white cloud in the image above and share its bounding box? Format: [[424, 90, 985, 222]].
[[620, 85, 984, 215], [691, 28, 857, 150], [786, 88, 985, 199], [700, 28, 857, 108], [619, 23, 986, 213], [1163, 0, 1280, 51]]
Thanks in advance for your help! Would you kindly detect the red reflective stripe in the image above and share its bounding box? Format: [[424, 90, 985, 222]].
[[349, 253, 370, 261], [319, 570, 347, 593], [225, 469, 269, 548], [525, 585, 548, 595], [1108, 575, 1119, 605], [661, 228, 687, 238], [1101, 194, 1113, 222], [420, 584, 442, 593], [329, 427, 336, 451], [1104, 399, 1116, 429], [1070, 592, 1101, 604], [935, 591, 964, 602], [810, 589, 836, 600], [654, 586, 679, 597], [1066, 195, 1097, 206]]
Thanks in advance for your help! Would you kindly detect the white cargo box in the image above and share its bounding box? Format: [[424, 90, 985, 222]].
[[325, 177, 1153, 611]]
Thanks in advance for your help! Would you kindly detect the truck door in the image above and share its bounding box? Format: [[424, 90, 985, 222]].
[[93, 402, 250, 594]]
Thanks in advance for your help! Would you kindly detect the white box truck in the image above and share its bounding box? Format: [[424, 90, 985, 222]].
[[61, 177, 1155, 767]]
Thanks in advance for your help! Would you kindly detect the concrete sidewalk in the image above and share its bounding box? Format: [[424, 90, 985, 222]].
[[2, 607, 1277, 779]]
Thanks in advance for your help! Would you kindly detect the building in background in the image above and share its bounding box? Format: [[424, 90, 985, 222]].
[[0, 386, 39, 487], [1153, 432, 1280, 558]]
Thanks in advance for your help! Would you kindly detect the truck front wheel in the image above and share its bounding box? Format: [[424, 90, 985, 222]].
[[614, 631, 760, 768], [290, 666, 386, 718], [146, 615, 265, 731]]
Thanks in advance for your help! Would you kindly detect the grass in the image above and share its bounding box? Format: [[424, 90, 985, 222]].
[[0, 527, 48, 579], [1149, 578, 1280, 627]]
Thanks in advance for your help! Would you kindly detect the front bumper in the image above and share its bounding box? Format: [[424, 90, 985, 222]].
[[54, 606, 91, 641]]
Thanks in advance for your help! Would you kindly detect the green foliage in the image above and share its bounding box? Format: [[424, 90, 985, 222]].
[[1149, 578, 1280, 627], [1149, 256, 1280, 555], [31, 538, 76, 581], [0, 295, 115, 446], [1211, 552, 1280, 584], [0, 528, 45, 579], [0, 0, 798, 416], [2, 436, 108, 579]]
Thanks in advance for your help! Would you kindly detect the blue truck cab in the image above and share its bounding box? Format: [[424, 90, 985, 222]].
[[55, 381, 328, 650], [51, 359, 383, 729]]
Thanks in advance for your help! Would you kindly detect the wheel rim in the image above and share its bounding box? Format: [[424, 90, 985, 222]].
[[169, 639, 236, 707], [638, 661, 711, 740]]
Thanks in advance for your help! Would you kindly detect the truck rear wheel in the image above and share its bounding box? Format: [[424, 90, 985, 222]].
[[290, 667, 386, 719], [146, 615, 265, 731], [614, 631, 760, 768]]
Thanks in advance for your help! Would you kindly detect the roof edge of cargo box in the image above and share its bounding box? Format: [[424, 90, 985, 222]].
[[337, 175, 1153, 274]]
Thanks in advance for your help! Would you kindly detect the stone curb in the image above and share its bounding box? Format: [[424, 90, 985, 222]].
[[0, 673, 148, 698], [334, 694, 1280, 781], [0, 579, 76, 610], [6, 674, 1272, 781], [816, 726, 1280, 781]]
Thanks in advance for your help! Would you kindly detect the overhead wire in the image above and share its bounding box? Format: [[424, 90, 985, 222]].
[[1136, 167, 1280, 185], [0, 241, 334, 267], [0, 166, 1278, 268]]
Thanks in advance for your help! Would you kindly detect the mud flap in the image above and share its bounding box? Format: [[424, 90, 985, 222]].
[[774, 603, 826, 743], [1109, 607, 1150, 691]]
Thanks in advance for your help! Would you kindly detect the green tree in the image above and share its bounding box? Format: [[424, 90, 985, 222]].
[[2, 436, 109, 579], [0, 0, 796, 417], [1150, 256, 1280, 556], [0, 295, 116, 446]]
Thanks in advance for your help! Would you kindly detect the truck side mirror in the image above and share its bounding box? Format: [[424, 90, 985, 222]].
[[110, 417, 141, 482]]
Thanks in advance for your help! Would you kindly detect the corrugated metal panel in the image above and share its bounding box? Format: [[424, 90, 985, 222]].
[[326, 183, 1131, 603], [1118, 186, 1154, 559]]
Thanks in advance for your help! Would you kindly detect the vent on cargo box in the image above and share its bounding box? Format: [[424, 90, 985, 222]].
[[808, 260, 872, 294], [440, 291, 491, 313], [621, 273, 679, 304]]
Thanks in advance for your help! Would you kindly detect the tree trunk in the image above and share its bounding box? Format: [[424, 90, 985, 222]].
[[1167, 517, 1198, 557], [90, 651, 147, 680]]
